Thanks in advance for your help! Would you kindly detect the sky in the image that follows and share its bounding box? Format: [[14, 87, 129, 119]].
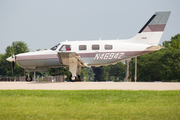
[[0, 0, 180, 54]]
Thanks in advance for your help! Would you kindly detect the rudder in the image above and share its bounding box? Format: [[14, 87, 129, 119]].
[[130, 11, 171, 45]]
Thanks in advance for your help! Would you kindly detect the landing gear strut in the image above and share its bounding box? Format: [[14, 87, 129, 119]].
[[68, 59, 82, 82]]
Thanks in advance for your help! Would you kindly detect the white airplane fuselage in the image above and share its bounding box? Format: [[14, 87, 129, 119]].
[[13, 39, 152, 70]]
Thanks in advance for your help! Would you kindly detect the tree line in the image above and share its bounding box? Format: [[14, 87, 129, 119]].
[[0, 33, 180, 81]]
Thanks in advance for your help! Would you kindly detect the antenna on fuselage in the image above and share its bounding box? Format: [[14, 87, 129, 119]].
[[117, 35, 121, 40], [99, 34, 103, 41]]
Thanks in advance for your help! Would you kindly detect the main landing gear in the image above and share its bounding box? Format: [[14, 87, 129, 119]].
[[69, 62, 82, 82], [70, 75, 81, 82]]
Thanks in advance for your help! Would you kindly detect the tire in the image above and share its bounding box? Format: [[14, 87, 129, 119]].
[[69, 75, 81, 82], [26, 76, 32, 82], [76, 75, 81, 82], [69, 75, 75, 82]]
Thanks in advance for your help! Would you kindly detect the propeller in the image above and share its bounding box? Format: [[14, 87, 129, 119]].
[[10, 47, 15, 75], [12, 61, 15, 75]]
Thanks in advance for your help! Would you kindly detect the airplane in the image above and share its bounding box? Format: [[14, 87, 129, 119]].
[[6, 11, 171, 82]]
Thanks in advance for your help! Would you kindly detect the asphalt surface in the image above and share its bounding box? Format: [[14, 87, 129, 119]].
[[0, 82, 180, 90]]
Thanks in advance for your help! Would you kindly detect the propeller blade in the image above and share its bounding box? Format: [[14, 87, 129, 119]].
[[12, 61, 15, 75], [11, 47, 14, 58]]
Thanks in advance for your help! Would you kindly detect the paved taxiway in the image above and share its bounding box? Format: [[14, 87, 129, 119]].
[[0, 82, 180, 90]]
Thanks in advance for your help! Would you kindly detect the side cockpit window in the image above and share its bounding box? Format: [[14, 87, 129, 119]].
[[59, 45, 71, 51], [50, 43, 60, 51]]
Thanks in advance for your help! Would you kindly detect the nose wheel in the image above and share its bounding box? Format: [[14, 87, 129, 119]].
[[26, 76, 32, 82], [26, 72, 32, 82]]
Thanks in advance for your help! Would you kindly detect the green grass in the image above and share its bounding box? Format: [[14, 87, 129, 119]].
[[0, 90, 180, 120]]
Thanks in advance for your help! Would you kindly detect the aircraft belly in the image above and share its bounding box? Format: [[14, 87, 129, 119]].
[[16, 59, 60, 68], [79, 51, 152, 66], [81, 57, 121, 65]]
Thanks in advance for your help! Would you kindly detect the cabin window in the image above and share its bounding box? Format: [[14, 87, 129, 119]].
[[92, 45, 99, 50], [59, 45, 71, 51], [105, 45, 112, 50], [79, 45, 86, 50]]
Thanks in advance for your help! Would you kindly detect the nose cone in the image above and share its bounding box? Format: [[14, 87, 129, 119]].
[[6, 56, 15, 62]]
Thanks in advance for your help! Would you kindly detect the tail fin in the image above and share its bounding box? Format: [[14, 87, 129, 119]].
[[130, 11, 171, 45]]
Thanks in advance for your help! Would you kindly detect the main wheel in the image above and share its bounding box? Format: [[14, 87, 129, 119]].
[[71, 76, 75, 80], [26, 76, 32, 82], [75, 75, 81, 81], [69, 75, 81, 82], [70, 75, 75, 82]]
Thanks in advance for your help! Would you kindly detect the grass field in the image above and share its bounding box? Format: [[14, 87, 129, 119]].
[[0, 90, 180, 120]]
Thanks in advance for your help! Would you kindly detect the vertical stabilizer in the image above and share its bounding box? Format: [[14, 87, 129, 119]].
[[130, 11, 171, 45]]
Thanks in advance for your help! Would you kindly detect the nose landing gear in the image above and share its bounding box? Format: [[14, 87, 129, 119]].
[[26, 76, 32, 82], [26, 72, 32, 82]]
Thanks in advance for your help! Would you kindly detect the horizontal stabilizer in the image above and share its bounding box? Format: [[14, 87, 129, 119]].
[[145, 46, 163, 51]]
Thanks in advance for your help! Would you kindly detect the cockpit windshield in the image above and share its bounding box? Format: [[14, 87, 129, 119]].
[[50, 43, 60, 51]]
